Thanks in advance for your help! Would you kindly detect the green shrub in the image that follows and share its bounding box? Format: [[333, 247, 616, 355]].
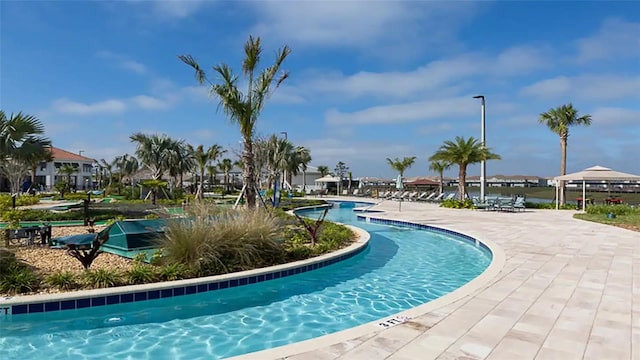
[[0, 248, 17, 272], [586, 204, 638, 215], [82, 268, 122, 289], [317, 221, 355, 248], [126, 264, 156, 285], [46, 271, 78, 290], [156, 263, 189, 281], [161, 206, 283, 275], [0, 263, 40, 294], [525, 202, 575, 210], [0, 194, 41, 210], [441, 199, 474, 209]]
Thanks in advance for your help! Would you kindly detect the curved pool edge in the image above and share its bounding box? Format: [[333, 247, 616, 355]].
[[229, 215, 506, 360], [0, 226, 371, 314]]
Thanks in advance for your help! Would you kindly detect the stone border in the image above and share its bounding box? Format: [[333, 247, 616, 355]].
[[228, 213, 505, 360], [0, 225, 370, 318]]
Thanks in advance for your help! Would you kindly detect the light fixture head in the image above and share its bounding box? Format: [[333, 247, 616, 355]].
[[473, 95, 484, 99]]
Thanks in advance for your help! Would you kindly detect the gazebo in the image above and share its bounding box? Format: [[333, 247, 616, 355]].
[[554, 165, 640, 211], [314, 175, 341, 195]]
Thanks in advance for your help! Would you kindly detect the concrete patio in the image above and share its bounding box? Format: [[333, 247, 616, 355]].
[[237, 199, 639, 360]]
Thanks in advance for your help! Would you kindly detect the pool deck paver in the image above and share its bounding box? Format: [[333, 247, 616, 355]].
[[239, 199, 639, 360]]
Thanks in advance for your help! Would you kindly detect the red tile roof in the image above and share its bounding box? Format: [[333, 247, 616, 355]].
[[49, 146, 94, 162]]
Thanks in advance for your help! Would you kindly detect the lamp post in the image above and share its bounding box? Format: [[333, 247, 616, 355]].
[[473, 95, 486, 202], [280, 131, 288, 191]]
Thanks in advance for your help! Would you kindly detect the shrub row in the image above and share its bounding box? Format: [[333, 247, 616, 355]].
[[585, 204, 639, 216]]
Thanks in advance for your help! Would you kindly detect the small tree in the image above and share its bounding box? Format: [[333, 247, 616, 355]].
[[54, 180, 69, 199], [334, 161, 349, 179], [66, 225, 113, 270], [293, 207, 328, 246], [429, 160, 451, 195], [141, 179, 168, 205], [317, 165, 330, 176]]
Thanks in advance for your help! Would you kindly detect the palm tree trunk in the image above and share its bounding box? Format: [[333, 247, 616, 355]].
[[196, 168, 204, 200], [439, 171, 444, 195], [243, 138, 256, 208], [302, 170, 306, 192], [458, 166, 467, 201], [560, 136, 567, 205]]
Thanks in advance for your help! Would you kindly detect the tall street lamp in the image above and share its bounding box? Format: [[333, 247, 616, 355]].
[[473, 95, 486, 202], [280, 131, 288, 193]]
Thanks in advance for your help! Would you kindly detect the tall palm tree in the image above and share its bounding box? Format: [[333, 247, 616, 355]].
[[218, 158, 234, 194], [99, 158, 114, 189], [130, 132, 177, 202], [188, 144, 226, 200], [0, 111, 51, 194], [179, 36, 291, 208], [317, 165, 330, 177], [429, 136, 501, 201], [386, 156, 416, 177], [58, 163, 77, 190], [206, 164, 218, 190], [429, 160, 451, 195], [294, 147, 312, 192], [539, 104, 592, 205]]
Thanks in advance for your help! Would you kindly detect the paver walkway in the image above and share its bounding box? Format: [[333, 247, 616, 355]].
[[237, 200, 639, 360]]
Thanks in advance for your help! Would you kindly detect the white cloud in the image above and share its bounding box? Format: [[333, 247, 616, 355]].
[[49, 93, 180, 115], [130, 95, 170, 110], [325, 97, 478, 125], [123, 0, 209, 19], [575, 18, 640, 63], [590, 107, 640, 126], [96, 51, 148, 75], [51, 98, 127, 115], [325, 96, 517, 126], [520, 74, 640, 101], [249, 1, 479, 51], [119, 60, 148, 75], [298, 45, 549, 101]]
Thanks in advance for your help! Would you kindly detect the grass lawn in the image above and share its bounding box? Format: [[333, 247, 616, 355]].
[[574, 213, 640, 232]]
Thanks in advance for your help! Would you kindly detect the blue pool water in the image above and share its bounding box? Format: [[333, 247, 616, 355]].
[[0, 202, 491, 359]]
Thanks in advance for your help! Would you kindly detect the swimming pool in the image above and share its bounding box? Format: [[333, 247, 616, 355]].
[[0, 202, 492, 359]]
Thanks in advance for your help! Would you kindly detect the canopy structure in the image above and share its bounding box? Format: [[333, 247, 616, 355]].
[[553, 165, 640, 211], [101, 219, 168, 251], [315, 175, 341, 195]]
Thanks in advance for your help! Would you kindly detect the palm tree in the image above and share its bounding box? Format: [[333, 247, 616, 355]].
[[0, 111, 51, 194], [188, 144, 226, 200], [317, 165, 330, 177], [429, 136, 501, 201], [25, 145, 53, 191], [99, 158, 114, 189], [218, 158, 234, 194], [206, 164, 218, 190], [130, 133, 178, 202], [179, 36, 291, 209], [539, 104, 592, 205], [429, 160, 451, 195], [58, 163, 77, 191], [386, 157, 416, 178], [294, 147, 312, 192]]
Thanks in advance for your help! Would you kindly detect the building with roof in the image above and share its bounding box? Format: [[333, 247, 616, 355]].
[[35, 146, 95, 191], [449, 175, 547, 188]]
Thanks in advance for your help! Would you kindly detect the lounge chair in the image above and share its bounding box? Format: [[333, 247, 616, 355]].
[[429, 193, 445, 202], [513, 197, 526, 212], [472, 197, 491, 211], [417, 192, 435, 202]]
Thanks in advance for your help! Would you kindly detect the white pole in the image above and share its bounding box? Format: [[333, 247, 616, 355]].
[[582, 180, 586, 212], [555, 182, 559, 210], [480, 98, 486, 203]]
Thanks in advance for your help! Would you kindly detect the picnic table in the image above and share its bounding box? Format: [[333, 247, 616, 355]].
[[4, 225, 52, 246], [605, 197, 624, 205]]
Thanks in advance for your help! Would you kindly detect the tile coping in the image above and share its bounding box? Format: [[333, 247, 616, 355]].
[[228, 210, 506, 360]]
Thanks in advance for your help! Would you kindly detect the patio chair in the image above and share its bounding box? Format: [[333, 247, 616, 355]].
[[472, 197, 491, 211], [429, 193, 446, 203], [513, 197, 526, 212]]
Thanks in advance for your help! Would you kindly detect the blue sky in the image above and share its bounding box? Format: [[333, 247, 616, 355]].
[[1, 1, 639, 179]]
